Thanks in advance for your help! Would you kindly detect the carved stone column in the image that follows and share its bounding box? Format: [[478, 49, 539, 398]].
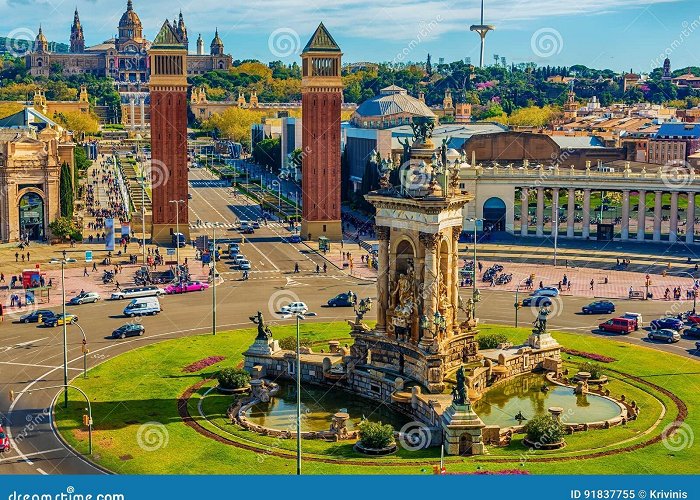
[[375, 225, 390, 334], [419, 231, 440, 348], [451, 225, 462, 333]]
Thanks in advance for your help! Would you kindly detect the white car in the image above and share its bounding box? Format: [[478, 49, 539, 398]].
[[281, 302, 308, 314], [239, 259, 251, 271], [111, 286, 165, 300], [68, 291, 101, 305], [531, 287, 560, 297]]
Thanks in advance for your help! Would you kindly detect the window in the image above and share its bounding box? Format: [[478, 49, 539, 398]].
[[288, 360, 295, 375]]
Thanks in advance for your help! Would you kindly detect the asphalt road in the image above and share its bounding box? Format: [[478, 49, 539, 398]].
[[1, 167, 698, 476]]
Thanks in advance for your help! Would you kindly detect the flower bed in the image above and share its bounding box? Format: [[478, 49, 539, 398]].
[[183, 356, 226, 373], [562, 348, 616, 363], [443, 469, 530, 475]]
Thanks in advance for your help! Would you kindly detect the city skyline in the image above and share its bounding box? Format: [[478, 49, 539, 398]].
[[3, 0, 697, 72]]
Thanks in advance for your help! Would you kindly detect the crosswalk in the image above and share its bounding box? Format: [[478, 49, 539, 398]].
[[189, 221, 288, 230]]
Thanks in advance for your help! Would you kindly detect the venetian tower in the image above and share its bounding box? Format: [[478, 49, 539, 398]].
[[348, 120, 477, 394], [300, 23, 344, 241], [148, 20, 190, 243]]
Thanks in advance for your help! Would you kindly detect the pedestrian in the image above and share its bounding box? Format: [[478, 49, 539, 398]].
[[558, 281, 562, 291], [21, 254, 25, 262], [294, 262, 299, 273], [0, 273, 4, 283], [539, 281, 543, 289], [590, 279, 594, 291], [92, 261, 97, 272], [316, 264, 320, 274], [14, 252, 18, 262], [114, 280, 121, 291], [26, 251, 30, 262], [565, 259, 568, 268], [323, 262, 327, 273], [567, 281, 572, 291]]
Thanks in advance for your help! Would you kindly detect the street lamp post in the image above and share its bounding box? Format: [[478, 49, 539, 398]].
[[295, 313, 305, 475], [271, 180, 281, 210], [72, 322, 88, 379], [514, 277, 529, 327], [468, 218, 484, 318], [60, 260, 69, 408], [212, 223, 219, 336], [169, 199, 185, 272]]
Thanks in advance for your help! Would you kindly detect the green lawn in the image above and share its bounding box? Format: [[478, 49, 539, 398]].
[[54, 322, 700, 475]]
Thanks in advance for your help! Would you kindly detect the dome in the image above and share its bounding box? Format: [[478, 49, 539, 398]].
[[446, 148, 461, 162], [36, 26, 47, 43], [355, 85, 436, 120], [210, 28, 223, 47], [119, 0, 142, 29]]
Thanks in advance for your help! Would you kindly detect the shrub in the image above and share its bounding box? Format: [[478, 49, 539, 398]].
[[358, 420, 395, 449], [579, 361, 604, 380], [478, 333, 509, 350], [278, 336, 312, 351], [216, 367, 251, 390], [523, 415, 565, 445], [562, 348, 616, 363]]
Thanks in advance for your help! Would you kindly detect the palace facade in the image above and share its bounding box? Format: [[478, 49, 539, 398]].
[[25, 1, 232, 86]]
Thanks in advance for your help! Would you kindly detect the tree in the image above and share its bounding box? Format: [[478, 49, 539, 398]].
[[523, 415, 565, 445], [358, 420, 395, 449], [252, 137, 281, 172], [216, 368, 251, 390], [59, 162, 74, 218], [54, 111, 99, 137], [49, 216, 82, 241], [426, 54, 433, 76], [200, 107, 267, 148]]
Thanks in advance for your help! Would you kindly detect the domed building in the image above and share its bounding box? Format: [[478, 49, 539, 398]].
[[351, 85, 436, 129], [26, 1, 231, 85]]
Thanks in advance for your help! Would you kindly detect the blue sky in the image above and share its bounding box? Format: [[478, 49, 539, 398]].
[[3, 0, 699, 72]]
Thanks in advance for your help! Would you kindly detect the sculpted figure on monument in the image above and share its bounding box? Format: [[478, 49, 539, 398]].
[[393, 265, 416, 321]]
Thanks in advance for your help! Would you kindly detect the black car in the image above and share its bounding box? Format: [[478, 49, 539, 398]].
[[685, 325, 700, 338], [111, 324, 145, 339], [582, 301, 616, 315], [19, 310, 56, 324], [327, 292, 356, 307], [242, 227, 255, 234], [521, 296, 552, 308]]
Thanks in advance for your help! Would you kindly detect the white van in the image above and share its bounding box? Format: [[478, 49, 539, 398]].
[[123, 297, 161, 317]]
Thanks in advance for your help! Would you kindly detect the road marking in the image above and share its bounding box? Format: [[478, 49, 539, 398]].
[[0, 448, 65, 464], [0, 361, 83, 371], [1, 338, 48, 353], [36, 468, 48, 475]]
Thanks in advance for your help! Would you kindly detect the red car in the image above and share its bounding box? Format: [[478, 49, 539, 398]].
[[687, 314, 700, 325], [0, 425, 10, 453], [164, 281, 210, 294], [598, 317, 636, 334]]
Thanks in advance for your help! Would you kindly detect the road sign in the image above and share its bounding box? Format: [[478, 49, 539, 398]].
[[85, 251, 93, 263], [167, 248, 176, 256]]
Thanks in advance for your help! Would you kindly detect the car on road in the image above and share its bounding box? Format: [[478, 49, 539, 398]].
[[622, 312, 643, 331], [0, 425, 10, 453], [650, 317, 684, 332], [111, 286, 165, 300], [327, 292, 357, 307], [686, 313, 700, 324], [521, 296, 552, 308], [252, 221, 261, 229], [582, 301, 615, 315], [288, 234, 302, 243], [111, 323, 145, 339], [598, 317, 636, 334], [684, 325, 700, 338], [242, 227, 255, 234], [42, 313, 78, 327], [164, 281, 209, 294], [19, 309, 56, 324], [123, 297, 161, 317], [68, 291, 101, 305], [228, 243, 240, 257], [648, 328, 681, 343], [187, 193, 193, 199], [281, 302, 308, 314], [238, 259, 251, 271], [531, 286, 560, 297]]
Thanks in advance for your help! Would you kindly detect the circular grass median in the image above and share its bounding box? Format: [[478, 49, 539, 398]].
[[53, 323, 698, 474]]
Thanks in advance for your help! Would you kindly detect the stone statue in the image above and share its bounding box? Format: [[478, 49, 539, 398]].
[[438, 272, 450, 315], [411, 117, 435, 145], [250, 311, 272, 341], [458, 296, 474, 326], [397, 136, 412, 165], [452, 366, 467, 406], [532, 306, 550, 336], [393, 265, 416, 322]]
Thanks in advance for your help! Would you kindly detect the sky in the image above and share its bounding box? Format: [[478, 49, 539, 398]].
[[3, 0, 700, 73]]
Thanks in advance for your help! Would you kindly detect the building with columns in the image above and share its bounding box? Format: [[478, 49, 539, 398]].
[[460, 159, 700, 244], [120, 92, 150, 132]]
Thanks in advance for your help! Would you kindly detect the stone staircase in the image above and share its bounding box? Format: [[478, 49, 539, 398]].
[[120, 160, 152, 220]]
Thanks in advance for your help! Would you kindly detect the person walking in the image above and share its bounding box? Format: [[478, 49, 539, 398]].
[[590, 279, 594, 291], [83, 267, 89, 277], [323, 262, 327, 273], [294, 262, 299, 274], [92, 261, 97, 272], [14, 252, 18, 262]]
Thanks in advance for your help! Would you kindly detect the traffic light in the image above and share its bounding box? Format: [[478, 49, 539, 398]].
[[82, 414, 90, 426]]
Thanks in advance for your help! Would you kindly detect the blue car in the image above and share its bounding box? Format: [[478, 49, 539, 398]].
[[581, 301, 615, 315], [650, 317, 684, 331]]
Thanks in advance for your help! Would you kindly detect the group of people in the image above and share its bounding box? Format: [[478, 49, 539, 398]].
[[84, 162, 128, 241], [663, 287, 697, 301]]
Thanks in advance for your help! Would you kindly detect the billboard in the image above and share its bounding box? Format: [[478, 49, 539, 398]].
[[105, 218, 115, 251]]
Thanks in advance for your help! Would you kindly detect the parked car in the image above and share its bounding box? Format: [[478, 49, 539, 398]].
[[686, 313, 700, 325], [598, 317, 636, 334], [280, 302, 308, 314], [622, 312, 643, 331], [650, 317, 684, 332], [684, 325, 700, 338], [521, 296, 552, 308], [164, 281, 209, 294], [19, 309, 56, 324], [42, 313, 78, 327], [0, 425, 10, 453], [327, 292, 356, 307], [123, 297, 162, 317], [111, 286, 165, 300], [531, 286, 560, 297], [582, 301, 615, 314], [648, 328, 681, 343], [68, 291, 101, 305], [111, 323, 145, 339]]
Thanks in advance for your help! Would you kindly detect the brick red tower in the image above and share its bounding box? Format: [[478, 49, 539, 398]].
[[301, 23, 343, 241], [149, 20, 190, 244]]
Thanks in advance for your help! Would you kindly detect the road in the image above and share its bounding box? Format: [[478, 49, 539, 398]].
[[1, 167, 698, 476]]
